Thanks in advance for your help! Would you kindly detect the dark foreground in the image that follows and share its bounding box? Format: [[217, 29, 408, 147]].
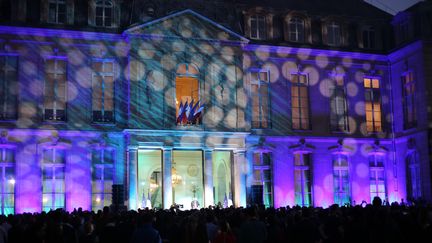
[[1, 202, 432, 243]]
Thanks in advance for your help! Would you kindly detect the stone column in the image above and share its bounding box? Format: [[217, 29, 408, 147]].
[[233, 150, 247, 207], [128, 147, 138, 210], [204, 149, 214, 207], [163, 147, 173, 209]]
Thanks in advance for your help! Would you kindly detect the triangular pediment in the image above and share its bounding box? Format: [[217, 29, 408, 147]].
[[124, 9, 248, 43]]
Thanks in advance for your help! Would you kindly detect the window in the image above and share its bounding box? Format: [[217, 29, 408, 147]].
[[95, 0, 113, 27], [92, 149, 114, 211], [250, 15, 266, 39], [327, 21, 342, 46], [0, 55, 18, 120], [251, 152, 273, 207], [406, 151, 421, 201], [44, 58, 67, 121], [42, 148, 65, 212], [294, 153, 312, 207], [330, 75, 348, 132], [251, 70, 270, 129], [175, 63, 201, 126], [92, 60, 115, 123], [402, 71, 416, 129], [291, 73, 310, 130], [0, 147, 15, 215], [369, 154, 386, 201], [362, 26, 376, 49], [48, 0, 66, 24], [333, 154, 350, 206], [288, 17, 305, 42], [364, 77, 382, 132], [397, 20, 410, 44]]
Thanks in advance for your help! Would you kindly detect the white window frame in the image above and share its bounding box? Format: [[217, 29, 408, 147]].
[[44, 57, 67, 122], [361, 25, 376, 49], [369, 154, 386, 201], [48, 0, 66, 24], [42, 147, 66, 212], [0, 146, 15, 215], [294, 152, 312, 207], [330, 75, 348, 132], [250, 70, 270, 129], [95, 0, 113, 27], [92, 59, 115, 123], [250, 15, 266, 40], [333, 154, 350, 206], [252, 151, 273, 207], [291, 73, 310, 130], [288, 17, 305, 42], [91, 148, 114, 211]]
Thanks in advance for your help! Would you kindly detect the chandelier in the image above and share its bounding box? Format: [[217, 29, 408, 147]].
[[171, 167, 182, 185]]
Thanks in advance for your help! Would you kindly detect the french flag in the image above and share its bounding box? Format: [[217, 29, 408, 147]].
[[176, 101, 184, 124], [193, 103, 204, 122], [189, 100, 200, 122]]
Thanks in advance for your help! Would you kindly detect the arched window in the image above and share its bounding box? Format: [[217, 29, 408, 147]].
[[175, 63, 201, 125], [406, 151, 421, 201], [95, 0, 113, 27], [288, 17, 305, 42]]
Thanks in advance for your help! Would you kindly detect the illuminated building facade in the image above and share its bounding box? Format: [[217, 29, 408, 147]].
[[0, 0, 431, 214]]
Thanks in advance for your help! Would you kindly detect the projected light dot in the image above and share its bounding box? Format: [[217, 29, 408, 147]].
[[323, 174, 333, 192], [43, 196, 48, 203], [346, 82, 358, 97], [359, 122, 368, 136], [243, 54, 252, 69], [315, 54, 329, 68], [297, 49, 311, 60], [76, 67, 92, 88], [255, 46, 270, 61], [224, 109, 237, 128], [161, 54, 176, 70], [150, 71, 166, 91], [362, 62, 371, 70], [67, 83, 79, 102], [342, 57, 353, 68], [138, 48, 155, 59], [319, 78, 333, 97], [217, 31, 229, 40], [346, 117, 357, 134], [276, 47, 291, 57], [354, 101, 365, 116], [8, 178, 15, 185], [115, 42, 129, 57], [22, 61, 37, 76], [20, 103, 37, 117], [69, 50, 86, 66], [172, 40, 186, 52], [192, 55, 204, 69], [28, 79, 43, 97], [356, 163, 369, 178], [263, 62, 280, 83], [199, 43, 214, 55], [303, 66, 319, 86], [343, 138, 358, 154], [237, 88, 247, 108], [354, 71, 365, 83], [281, 61, 298, 80]]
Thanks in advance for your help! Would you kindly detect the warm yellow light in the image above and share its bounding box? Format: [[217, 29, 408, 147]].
[[95, 197, 101, 203], [43, 196, 48, 203]]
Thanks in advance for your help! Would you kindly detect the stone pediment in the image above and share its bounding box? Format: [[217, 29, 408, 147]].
[[124, 9, 248, 43]]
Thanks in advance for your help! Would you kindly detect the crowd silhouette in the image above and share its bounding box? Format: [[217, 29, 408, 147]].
[[1, 198, 432, 243]]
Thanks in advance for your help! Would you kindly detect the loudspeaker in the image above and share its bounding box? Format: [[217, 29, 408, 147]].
[[112, 184, 124, 205], [251, 185, 264, 205]]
